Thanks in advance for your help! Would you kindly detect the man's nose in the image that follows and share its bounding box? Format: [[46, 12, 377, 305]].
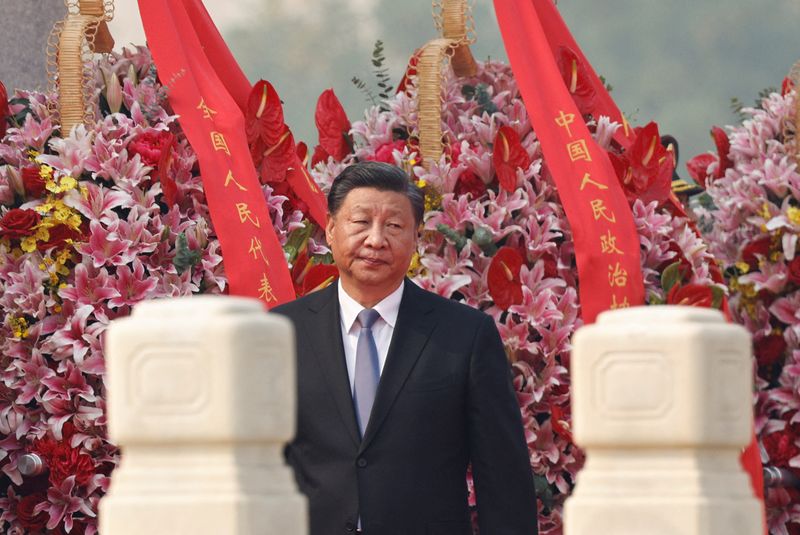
[[364, 222, 387, 247]]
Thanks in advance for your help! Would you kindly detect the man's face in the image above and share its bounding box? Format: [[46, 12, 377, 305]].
[[326, 187, 418, 301]]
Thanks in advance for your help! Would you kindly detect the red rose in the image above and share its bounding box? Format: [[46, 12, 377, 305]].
[[36, 224, 82, 252], [0, 208, 41, 239], [666, 283, 713, 308], [367, 140, 406, 164], [742, 237, 771, 270], [763, 428, 800, 468], [128, 130, 174, 167], [34, 437, 95, 487], [453, 170, 486, 199], [755, 334, 787, 367], [21, 166, 47, 198], [16, 492, 48, 531], [788, 257, 800, 285]]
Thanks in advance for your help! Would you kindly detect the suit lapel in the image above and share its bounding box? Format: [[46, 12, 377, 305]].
[[305, 284, 361, 447], [359, 280, 437, 453]]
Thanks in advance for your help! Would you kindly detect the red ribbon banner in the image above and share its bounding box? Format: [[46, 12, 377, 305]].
[[176, 0, 328, 227], [494, 0, 645, 323], [139, 0, 295, 307]]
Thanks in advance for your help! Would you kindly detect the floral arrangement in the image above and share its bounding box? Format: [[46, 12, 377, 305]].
[[0, 47, 328, 534], [688, 78, 800, 534], [310, 55, 723, 533]]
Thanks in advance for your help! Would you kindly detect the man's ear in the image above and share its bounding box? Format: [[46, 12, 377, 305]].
[[325, 214, 335, 244]]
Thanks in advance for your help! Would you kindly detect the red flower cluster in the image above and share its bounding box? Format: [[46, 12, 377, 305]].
[[16, 492, 48, 532], [128, 130, 174, 168], [762, 426, 800, 470], [686, 126, 733, 188], [21, 166, 47, 198], [32, 435, 95, 487]]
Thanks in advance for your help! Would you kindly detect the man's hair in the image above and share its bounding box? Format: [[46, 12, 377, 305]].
[[328, 161, 424, 224]]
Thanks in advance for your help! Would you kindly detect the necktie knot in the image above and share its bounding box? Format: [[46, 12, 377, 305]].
[[357, 308, 380, 330]]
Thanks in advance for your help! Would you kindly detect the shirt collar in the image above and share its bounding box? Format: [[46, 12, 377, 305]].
[[338, 279, 404, 333]]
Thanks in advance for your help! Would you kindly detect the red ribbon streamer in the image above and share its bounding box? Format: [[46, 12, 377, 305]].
[[494, 0, 645, 323], [139, 0, 295, 307], [177, 0, 328, 227]]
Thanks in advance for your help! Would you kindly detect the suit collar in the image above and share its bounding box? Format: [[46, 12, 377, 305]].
[[305, 283, 362, 447]]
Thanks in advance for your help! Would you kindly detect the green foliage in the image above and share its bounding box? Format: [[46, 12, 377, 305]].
[[730, 86, 779, 122], [436, 223, 468, 253], [660, 261, 683, 294], [351, 40, 395, 110], [461, 83, 498, 116], [173, 233, 201, 275]]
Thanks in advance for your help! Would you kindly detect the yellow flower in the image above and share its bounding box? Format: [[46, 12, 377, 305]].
[[407, 251, 421, 276], [788, 206, 800, 226], [61, 176, 77, 190], [28, 149, 40, 159], [20, 236, 38, 253], [9, 316, 29, 339], [39, 165, 54, 181], [734, 261, 750, 274], [417, 179, 427, 189]]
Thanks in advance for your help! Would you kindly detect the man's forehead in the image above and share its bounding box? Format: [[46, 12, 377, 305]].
[[340, 188, 412, 213]]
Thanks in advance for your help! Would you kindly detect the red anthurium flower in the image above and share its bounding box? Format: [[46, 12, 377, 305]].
[[301, 264, 340, 296], [246, 80, 285, 148], [397, 50, 420, 95], [556, 46, 596, 116], [261, 126, 296, 183], [311, 144, 330, 167], [782, 76, 795, 97], [296, 141, 309, 166], [710, 126, 732, 179], [365, 140, 406, 164], [685, 153, 715, 188], [493, 126, 530, 192], [666, 283, 713, 308], [156, 132, 178, 206], [487, 246, 524, 310], [315, 89, 352, 162], [616, 122, 673, 204], [0, 80, 8, 139]]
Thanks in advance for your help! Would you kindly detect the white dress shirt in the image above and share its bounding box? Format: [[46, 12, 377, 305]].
[[338, 280, 403, 393]]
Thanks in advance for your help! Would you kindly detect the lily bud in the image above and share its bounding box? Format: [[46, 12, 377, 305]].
[[127, 64, 138, 87], [5, 166, 25, 198], [105, 71, 123, 114]]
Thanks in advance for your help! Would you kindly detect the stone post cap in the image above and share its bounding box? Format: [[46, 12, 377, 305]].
[[105, 295, 296, 445], [571, 305, 753, 448]]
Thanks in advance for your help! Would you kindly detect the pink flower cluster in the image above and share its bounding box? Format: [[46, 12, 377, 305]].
[[0, 47, 311, 534], [690, 84, 800, 533], [312, 60, 721, 534]]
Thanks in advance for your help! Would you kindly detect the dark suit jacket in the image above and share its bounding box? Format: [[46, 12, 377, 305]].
[[273, 279, 538, 535]]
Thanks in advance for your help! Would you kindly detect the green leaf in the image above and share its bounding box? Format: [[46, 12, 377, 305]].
[[472, 226, 498, 256], [173, 233, 202, 275], [436, 223, 468, 253], [660, 261, 683, 294], [710, 285, 725, 309], [533, 474, 555, 511], [283, 220, 313, 264]]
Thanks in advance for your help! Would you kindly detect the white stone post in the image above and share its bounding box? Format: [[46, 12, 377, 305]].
[[99, 296, 307, 535], [565, 306, 762, 535]]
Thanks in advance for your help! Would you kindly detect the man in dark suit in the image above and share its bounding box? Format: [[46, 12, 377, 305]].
[[274, 161, 537, 535]]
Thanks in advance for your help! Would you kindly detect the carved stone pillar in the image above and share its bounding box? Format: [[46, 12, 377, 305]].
[[100, 296, 307, 534], [565, 306, 761, 535]]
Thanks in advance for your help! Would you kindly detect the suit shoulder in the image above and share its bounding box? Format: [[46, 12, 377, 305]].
[[271, 285, 333, 319], [410, 283, 491, 324]]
